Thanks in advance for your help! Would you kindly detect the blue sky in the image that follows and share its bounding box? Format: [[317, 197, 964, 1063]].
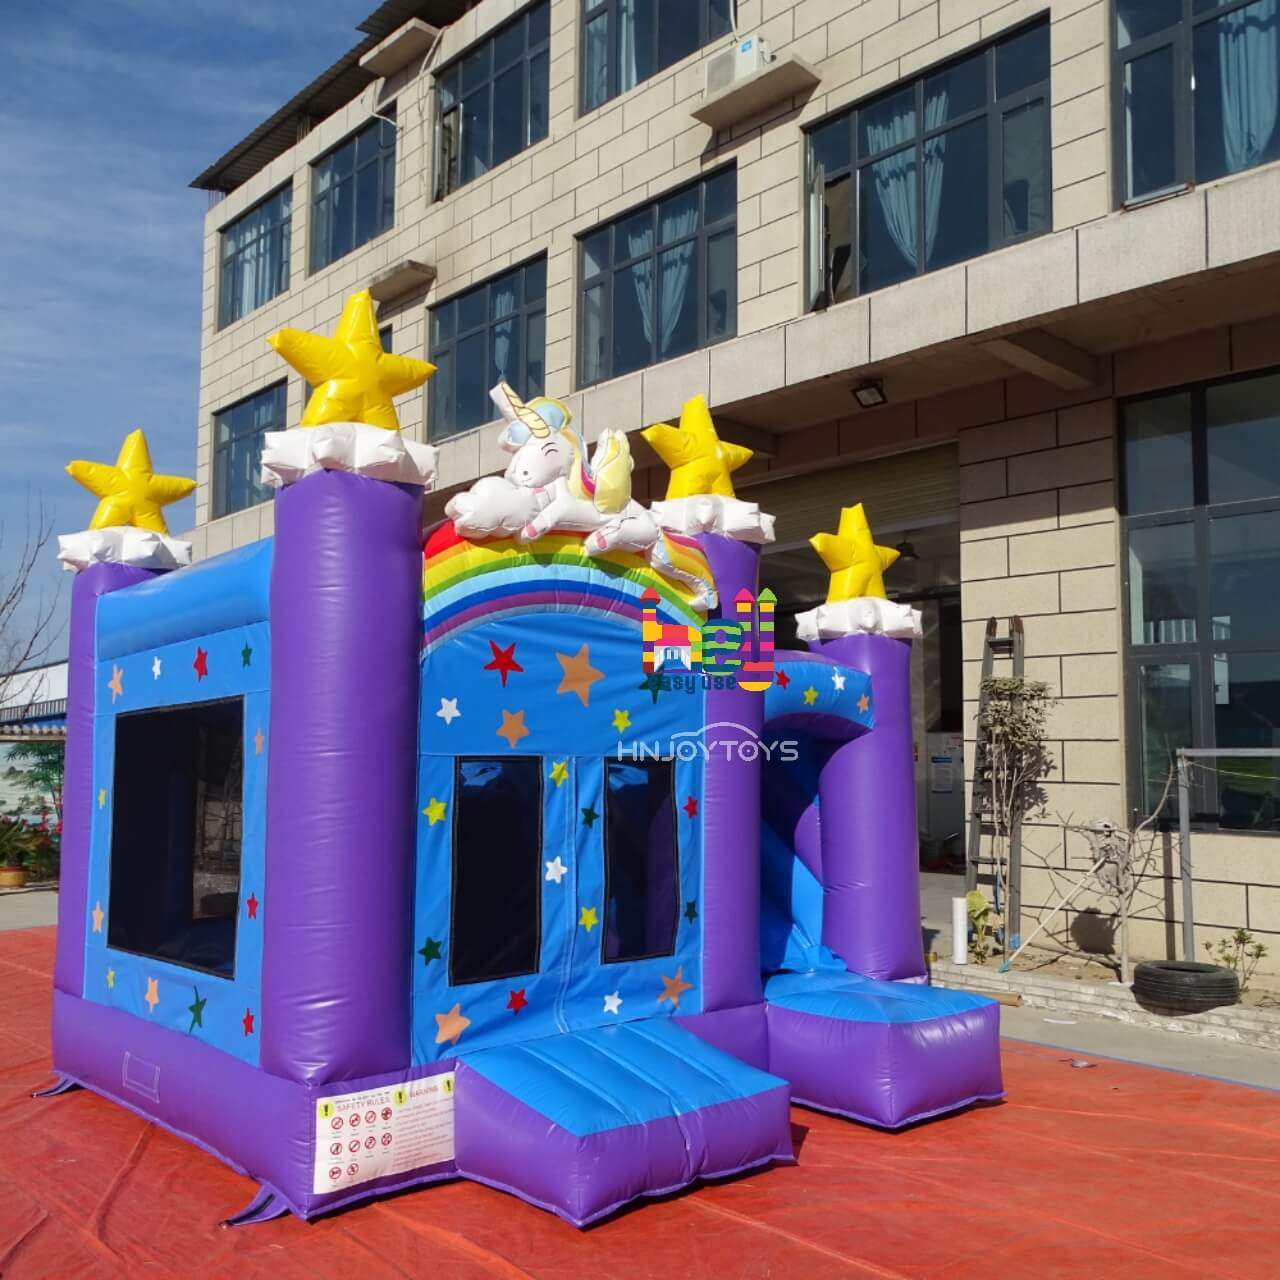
[[0, 0, 372, 663]]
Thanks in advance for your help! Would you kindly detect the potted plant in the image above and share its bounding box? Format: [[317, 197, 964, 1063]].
[[0, 815, 31, 889]]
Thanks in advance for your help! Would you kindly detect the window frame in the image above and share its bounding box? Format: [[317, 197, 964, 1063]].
[[448, 755, 545, 986], [1110, 0, 1277, 206], [433, 1, 551, 200], [576, 166, 737, 390], [212, 380, 288, 519], [804, 17, 1052, 309], [217, 183, 292, 330], [309, 107, 397, 274], [1120, 364, 1280, 832], [427, 256, 548, 441], [579, 0, 732, 115]]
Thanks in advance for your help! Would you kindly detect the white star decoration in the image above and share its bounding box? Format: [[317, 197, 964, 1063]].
[[603, 991, 622, 1015], [436, 697, 460, 725], [545, 856, 568, 885], [151, 656, 162, 680], [832, 670, 846, 691]]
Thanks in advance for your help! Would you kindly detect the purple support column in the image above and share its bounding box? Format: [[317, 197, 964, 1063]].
[[696, 534, 763, 1012], [816, 632, 925, 981], [261, 471, 423, 1085], [54, 563, 156, 997]]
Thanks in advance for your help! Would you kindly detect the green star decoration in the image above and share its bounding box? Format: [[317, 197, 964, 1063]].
[[188, 986, 207, 1032], [418, 937, 443, 965], [684, 899, 698, 923], [638, 674, 664, 705], [581, 805, 599, 828], [241, 642, 253, 667]]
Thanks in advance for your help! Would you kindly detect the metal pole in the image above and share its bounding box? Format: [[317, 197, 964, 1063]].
[[1176, 751, 1194, 962]]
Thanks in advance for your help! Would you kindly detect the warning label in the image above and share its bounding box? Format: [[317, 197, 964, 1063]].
[[312, 1073, 455, 1195]]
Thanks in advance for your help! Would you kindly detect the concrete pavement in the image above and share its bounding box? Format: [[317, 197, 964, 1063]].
[[0, 886, 57, 931]]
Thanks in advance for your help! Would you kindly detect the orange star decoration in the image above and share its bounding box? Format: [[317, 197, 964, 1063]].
[[434, 1002, 471, 1046], [91, 901, 104, 933], [658, 967, 693, 1010], [144, 977, 160, 1013], [810, 503, 900, 602], [67, 429, 195, 534], [267, 289, 435, 432], [857, 693, 870, 715], [497, 708, 530, 749], [107, 665, 124, 702], [641, 395, 752, 499], [254, 729, 265, 755], [555, 645, 603, 706]]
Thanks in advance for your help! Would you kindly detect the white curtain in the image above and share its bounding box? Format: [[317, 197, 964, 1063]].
[[626, 221, 653, 347], [657, 204, 698, 354], [921, 90, 949, 266], [866, 91, 947, 272], [619, 0, 639, 94], [1218, 0, 1279, 174], [491, 280, 517, 382]]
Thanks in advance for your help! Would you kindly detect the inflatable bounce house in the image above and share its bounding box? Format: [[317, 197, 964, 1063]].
[[45, 290, 1002, 1227]]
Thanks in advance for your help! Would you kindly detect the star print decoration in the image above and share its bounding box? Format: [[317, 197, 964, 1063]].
[[435, 1002, 470, 1045], [581, 805, 598, 828], [611, 708, 631, 734], [242, 1008, 255, 1036], [106, 968, 116, 990], [484, 640, 523, 687], [497, 708, 529, 749], [254, 728, 265, 755], [641, 395, 752, 500], [776, 669, 791, 689], [144, 977, 160, 1013], [193, 647, 209, 681], [603, 991, 623, 1015], [97, 789, 107, 809], [832, 670, 846, 691], [803, 686, 819, 706], [241, 642, 253, 668], [423, 797, 448, 825], [507, 988, 528, 1014], [684, 899, 698, 923], [188, 987, 207, 1033], [683, 796, 698, 819], [66, 429, 195, 534], [151, 656, 162, 680], [810, 502, 900, 602], [246, 893, 259, 920], [437, 697, 461, 725], [418, 936, 443, 965], [267, 289, 435, 432], [858, 693, 870, 715], [91, 900, 104, 933], [579, 906, 599, 933], [107, 665, 124, 702], [549, 760, 568, 788], [555, 645, 603, 706], [658, 967, 693, 1009], [545, 856, 568, 884]]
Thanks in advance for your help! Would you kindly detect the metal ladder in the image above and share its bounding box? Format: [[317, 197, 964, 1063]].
[[964, 617, 1025, 951]]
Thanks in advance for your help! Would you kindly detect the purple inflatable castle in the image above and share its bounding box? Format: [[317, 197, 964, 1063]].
[[45, 300, 1001, 1229]]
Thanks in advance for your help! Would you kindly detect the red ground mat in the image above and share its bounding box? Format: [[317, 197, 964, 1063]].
[[2, 925, 1278, 1279]]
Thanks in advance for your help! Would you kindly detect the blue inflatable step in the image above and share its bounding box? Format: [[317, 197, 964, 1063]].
[[764, 970, 1004, 1128], [453, 1019, 793, 1227]]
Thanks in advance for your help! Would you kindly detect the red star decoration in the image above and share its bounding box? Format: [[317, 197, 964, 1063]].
[[776, 669, 791, 689], [507, 988, 528, 1014], [193, 647, 209, 681], [484, 640, 523, 686], [246, 893, 258, 920], [242, 1008, 255, 1036], [683, 795, 698, 819]]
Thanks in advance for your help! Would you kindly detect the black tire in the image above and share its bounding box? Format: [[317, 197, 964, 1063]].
[[1132, 960, 1239, 1013]]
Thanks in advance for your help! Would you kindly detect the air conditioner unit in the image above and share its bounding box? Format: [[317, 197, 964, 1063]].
[[704, 34, 773, 98]]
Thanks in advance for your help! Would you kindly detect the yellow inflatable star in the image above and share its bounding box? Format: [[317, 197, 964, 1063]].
[[267, 289, 435, 431], [66, 430, 195, 534], [642, 395, 752, 499], [810, 503, 900, 602]]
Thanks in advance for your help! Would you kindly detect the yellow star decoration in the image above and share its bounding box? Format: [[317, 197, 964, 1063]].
[[91, 901, 104, 933], [810, 502, 900, 603], [641, 395, 753, 499], [555, 645, 603, 707], [857, 693, 870, 715], [423, 797, 448, 825], [106, 968, 115, 990], [803, 686, 818, 706], [434, 1002, 471, 1045], [107, 666, 124, 702], [144, 977, 160, 1013], [67, 429, 195, 534], [497, 708, 530, 749], [267, 289, 435, 432], [98, 789, 107, 809], [579, 906, 599, 933], [254, 729, 265, 755], [658, 966, 694, 1009], [611, 708, 631, 734], [549, 761, 569, 788]]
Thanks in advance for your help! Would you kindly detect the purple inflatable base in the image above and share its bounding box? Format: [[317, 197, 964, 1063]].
[[788, 1086, 1006, 1132]]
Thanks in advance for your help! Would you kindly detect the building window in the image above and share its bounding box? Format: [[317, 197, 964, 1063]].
[[213, 382, 287, 518], [218, 185, 292, 329], [581, 0, 732, 113], [310, 108, 396, 272], [429, 258, 546, 440], [435, 2, 550, 199], [1114, 0, 1280, 203], [805, 20, 1050, 307], [450, 758, 542, 984], [108, 699, 244, 978], [1122, 367, 1280, 831], [578, 168, 736, 388], [602, 759, 678, 962]]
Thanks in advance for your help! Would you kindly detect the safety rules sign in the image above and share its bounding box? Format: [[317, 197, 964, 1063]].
[[312, 1072, 455, 1195]]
